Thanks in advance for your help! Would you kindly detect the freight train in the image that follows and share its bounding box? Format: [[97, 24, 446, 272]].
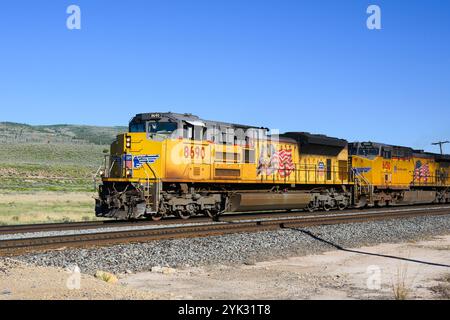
[[95, 112, 450, 220]]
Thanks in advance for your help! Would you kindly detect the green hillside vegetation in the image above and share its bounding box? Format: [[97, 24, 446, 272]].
[[0, 122, 127, 145], [0, 144, 107, 192], [0, 122, 127, 192]]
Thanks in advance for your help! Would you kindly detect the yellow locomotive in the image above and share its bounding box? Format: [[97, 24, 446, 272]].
[[350, 142, 450, 207], [95, 112, 450, 220]]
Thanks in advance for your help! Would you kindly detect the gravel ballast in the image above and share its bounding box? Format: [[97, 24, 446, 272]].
[[8, 215, 450, 275], [0, 221, 226, 241], [3, 206, 449, 241]]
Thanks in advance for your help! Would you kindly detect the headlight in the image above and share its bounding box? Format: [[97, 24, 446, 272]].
[[126, 169, 133, 177], [126, 136, 132, 148]]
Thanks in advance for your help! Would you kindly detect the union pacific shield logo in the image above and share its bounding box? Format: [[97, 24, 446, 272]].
[[133, 155, 160, 169]]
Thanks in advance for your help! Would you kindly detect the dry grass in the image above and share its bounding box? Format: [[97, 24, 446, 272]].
[[0, 192, 102, 225], [94, 271, 118, 284], [391, 264, 412, 300]]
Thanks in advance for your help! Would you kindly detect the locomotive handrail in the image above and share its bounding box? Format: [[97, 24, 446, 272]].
[[144, 162, 159, 180], [351, 168, 374, 203], [143, 166, 151, 194], [108, 159, 116, 178], [141, 163, 162, 214], [92, 164, 104, 192], [93, 155, 112, 191], [138, 163, 160, 193]]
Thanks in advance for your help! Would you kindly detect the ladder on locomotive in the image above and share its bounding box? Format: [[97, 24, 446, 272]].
[[350, 159, 374, 205], [141, 163, 161, 214]]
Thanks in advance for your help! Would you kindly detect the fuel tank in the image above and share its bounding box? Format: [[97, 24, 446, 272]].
[[228, 192, 312, 212], [401, 190, 437, 204]]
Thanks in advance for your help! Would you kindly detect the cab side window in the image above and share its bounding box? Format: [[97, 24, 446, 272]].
[[382, 148, 392, 159], [193, 127, 204, 141], [183, 125, 193, 140], [183, 124, 206, 141]]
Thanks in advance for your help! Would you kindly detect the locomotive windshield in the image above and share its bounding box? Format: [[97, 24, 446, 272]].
[[148, 121, 177, 135], [129, 122, 146, 133], [358, 147, 379, 157], [129, 120, 178, 137], [349, 143, 380, 157]]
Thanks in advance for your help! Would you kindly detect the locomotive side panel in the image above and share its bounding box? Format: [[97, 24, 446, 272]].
[[296, 149, 349, 185], [164, 139, 212, 182], [389, 157, 414, 189], [437, 159, 450, 186], [410, 154, 439, 187]]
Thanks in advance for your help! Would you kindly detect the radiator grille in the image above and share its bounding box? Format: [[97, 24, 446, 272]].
[[215, 168, 241, 177]]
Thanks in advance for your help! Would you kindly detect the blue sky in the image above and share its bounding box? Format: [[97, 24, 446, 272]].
[[0, 0, 449, 152]]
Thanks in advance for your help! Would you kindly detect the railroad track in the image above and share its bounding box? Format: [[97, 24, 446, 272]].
[[0, 210, 330, 235], [1, 203, 449, 235], [0, 205, 449, 256]]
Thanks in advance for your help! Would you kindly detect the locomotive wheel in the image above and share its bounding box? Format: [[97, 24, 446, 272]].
[[323, 204, 331, 212], [177, 210, 191, 220], [151, 213, 163, 221], [338, 203, 346, 211], [306, 202, 316, 212], [204, 210, 214, 218], [356, 196, 367, 209], [376, 200, 386, 208]]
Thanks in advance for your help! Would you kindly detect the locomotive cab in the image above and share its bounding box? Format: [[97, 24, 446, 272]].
[[95, 112, 216, 220], [95, 113, 176, 219]]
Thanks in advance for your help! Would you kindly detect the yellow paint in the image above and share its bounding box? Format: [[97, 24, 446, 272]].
[[351, 154, 450, 188], [105, 133, 351, 186]]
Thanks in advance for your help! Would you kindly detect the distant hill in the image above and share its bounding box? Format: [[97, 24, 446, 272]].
[[0, 122, 128, 192], [0, 122, 127, 145]]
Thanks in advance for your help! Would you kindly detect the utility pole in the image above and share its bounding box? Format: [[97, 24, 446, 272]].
[[432, 141, 450, 155]]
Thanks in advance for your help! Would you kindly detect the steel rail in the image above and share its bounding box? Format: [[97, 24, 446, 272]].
[[1, 204, 450, 235], [0, 206, 449, 256]]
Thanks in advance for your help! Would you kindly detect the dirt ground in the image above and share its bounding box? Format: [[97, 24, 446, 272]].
[[1, 235, 449, 300], [122, 235, 450, 300], [0, 258, 172, 300]]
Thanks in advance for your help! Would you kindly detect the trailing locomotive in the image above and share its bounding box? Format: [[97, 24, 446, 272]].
[[95, 112, 450, 220], [350, 142, 450, 207]]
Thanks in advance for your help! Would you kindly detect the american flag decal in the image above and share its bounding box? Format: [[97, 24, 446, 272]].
[[257, 146, 295, 177], [124, 154, 133, 169], [414, 161, 430, 182], [276, 149, 295, 177]]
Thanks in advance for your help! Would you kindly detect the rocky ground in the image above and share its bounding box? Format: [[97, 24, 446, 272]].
[[11, 215, 450, 274], [0, 258, 169, 300], [122, 235, 450, 300], [0, 215, 449, 300]]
